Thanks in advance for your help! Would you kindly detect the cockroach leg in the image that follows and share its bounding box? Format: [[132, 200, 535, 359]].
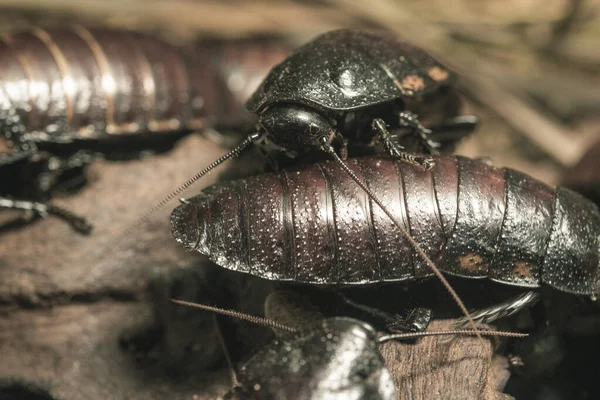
[[453, 291, 540, 328], [372, 118, 436, 170]]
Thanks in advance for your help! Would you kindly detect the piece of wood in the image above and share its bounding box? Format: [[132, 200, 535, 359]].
[[0, 134, 228, 307], [379, 320, 513, 400], [0, 134, 274, 399], [0, 301, 230, 400]]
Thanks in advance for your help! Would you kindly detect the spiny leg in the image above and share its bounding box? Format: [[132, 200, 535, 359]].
[[336, 292, 432, 333], [0, 197, 93, 234], [398, 111, 442, 154], [37, 150, 96, 194], [454, 291, 540, 328], [334, 132, 349, 160], [372, 118, 435, 170]]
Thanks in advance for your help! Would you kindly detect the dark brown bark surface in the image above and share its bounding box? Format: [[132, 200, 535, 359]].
[[379, 320, 512, 400], [0, 301, 230, 400], [0, 134, 227, 307], [0, 135, 235, 399]]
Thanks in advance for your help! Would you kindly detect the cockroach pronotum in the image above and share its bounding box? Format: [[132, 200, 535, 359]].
[[171, 156, 600, 317], [0, 26, 287, 231], [147, 29, 478, 215]]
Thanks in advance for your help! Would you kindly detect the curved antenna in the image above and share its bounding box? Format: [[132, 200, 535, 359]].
[[453, 291, 540, 328], [171, 299, 528, 343], [134, 132, 261, 228], [319, 138, 481, 341], [212, 315, 240, 387], [378, 329, 528, 343], [171, 299, 297, 334]]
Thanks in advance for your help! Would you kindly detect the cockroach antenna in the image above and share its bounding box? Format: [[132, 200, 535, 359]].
[[170, 299, 528, 341], [377, 329, 528, 343], [127, 132, 262, 233], [90, 132, 262, 260], [170, 299, 296, 333], [320, 140, 482, 341]]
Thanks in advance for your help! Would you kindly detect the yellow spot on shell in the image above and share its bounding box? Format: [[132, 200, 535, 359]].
[[513, 261, 534, 280], [427, 66, 449, 82], [401, 75, 425, 92], [459, 253, 487, 273]]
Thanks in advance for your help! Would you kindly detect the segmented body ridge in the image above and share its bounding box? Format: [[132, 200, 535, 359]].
[[0, 26, 289, 147], [171, 156, 600, 295]]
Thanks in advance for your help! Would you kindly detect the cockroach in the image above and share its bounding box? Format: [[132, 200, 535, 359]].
[[0, 26, 287, 230], [149, 29, 478, 212], [0, 26, 209, 158], [171, 156, 600, 316], [170, 299, 527, 400], [141, 29, 479, 331]]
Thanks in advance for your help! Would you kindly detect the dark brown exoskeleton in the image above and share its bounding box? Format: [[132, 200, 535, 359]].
[[151, 30, 480, 327], [159, 29, 479, 202], [172, 156, 600, 303], [0, 26, 287, 231]]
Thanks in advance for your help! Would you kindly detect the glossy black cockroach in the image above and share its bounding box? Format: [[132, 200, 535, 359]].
[[144, 29, 479, 328], [225, 317, 397, 400], [171, 156, 600, 305], [170, 298, 526, 400], [245, 29, 477, 163], [152, 29, 478, 211], [0, 26, 286, 231]]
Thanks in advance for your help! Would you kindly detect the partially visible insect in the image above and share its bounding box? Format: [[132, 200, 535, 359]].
[[171, 299, 526, 400], [225, 316, 396, 400], [171, 156, 600, 324], [0, 26, 287, 231]]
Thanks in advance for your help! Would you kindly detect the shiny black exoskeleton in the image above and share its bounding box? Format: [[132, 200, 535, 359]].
[[247, 29, 478, 168], [224, 317, 396, 400]]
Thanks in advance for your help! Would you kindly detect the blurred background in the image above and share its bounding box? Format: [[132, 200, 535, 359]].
[[0, 0, 599, 184], [0, 1, 599, 399]]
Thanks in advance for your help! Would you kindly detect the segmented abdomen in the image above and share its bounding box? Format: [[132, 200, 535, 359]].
[[0, 27, 287, 143], [171, 157, 600, 295]]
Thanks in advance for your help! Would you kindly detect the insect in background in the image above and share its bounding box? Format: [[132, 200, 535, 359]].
[[171, 299, 527, 400], [171, 156, 600, 322], [0, 26, 288, 231]]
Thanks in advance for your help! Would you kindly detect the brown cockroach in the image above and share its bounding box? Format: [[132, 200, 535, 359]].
[[0, 26, 288, 154], [1, 26, 206, 153], [171, 156, 600, 297], [0, 26, 288, 230]]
